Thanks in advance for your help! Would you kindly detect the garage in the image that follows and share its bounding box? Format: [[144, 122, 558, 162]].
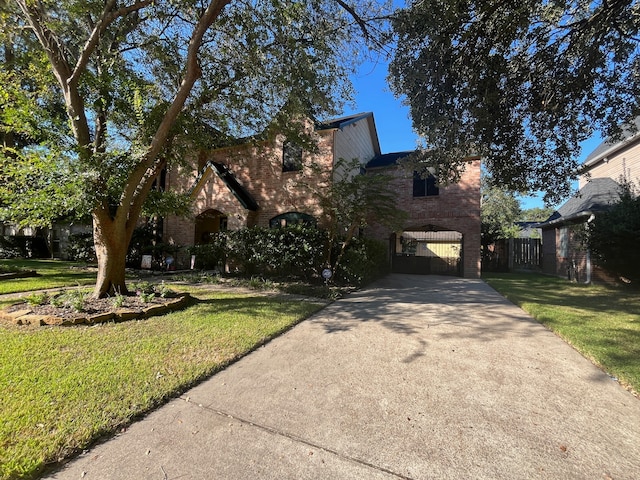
[[391, 228, 463, 276]]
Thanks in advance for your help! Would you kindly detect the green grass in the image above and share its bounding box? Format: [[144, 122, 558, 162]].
[[483, 273, 640, 396], [0, 260, 97, 295], [0, 289, 325, 480]]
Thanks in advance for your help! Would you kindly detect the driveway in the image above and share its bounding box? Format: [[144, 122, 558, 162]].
[[46, 274, 640, 479]]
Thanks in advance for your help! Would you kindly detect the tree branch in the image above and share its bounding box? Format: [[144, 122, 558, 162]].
[[69, 0, 153, 87], [120, 0, 232, 225]]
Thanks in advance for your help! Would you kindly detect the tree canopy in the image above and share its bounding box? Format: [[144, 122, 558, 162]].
[[390, 0, 640, 204], [1, 0, 389, 296], [480, 177, 522, 243]]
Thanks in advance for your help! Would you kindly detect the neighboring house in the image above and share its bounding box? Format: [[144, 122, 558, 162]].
[[162, 112, 482, 277], [540, 178, 621, 282], [578, 117, 640, 188], [539, 122, 639, 282]]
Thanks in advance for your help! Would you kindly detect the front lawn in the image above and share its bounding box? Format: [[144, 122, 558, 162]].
[[0, 288, 325, 480], [0, 259, 98, 295], [483, 273, 640, 396]]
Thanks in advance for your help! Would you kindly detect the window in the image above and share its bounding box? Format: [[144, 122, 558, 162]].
[[413, 171, 439, 197], [269, 212, 316, 228], [282, 140, 303, 172]]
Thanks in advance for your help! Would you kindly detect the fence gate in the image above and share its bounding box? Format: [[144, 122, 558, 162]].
[[510, 238, 542, 271], [391, 230, 462, 276]]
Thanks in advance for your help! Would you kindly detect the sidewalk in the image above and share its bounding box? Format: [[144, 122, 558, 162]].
[[45, 274, 640, 479]]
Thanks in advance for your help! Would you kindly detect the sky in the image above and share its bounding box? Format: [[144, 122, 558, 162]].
[[344, 60, 604, 211]]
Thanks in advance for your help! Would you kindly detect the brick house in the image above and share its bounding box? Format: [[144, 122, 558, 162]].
[[163, 112, 481, 277], [540, 122, 640, 282]]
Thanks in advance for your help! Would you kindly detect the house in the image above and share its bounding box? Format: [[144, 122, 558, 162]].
[[540, 178, 620, 282], [162, 112, 481, 277], [540, 121, 640, 282]]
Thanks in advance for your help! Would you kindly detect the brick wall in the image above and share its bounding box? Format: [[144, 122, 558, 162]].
[[163, 131, 335, 247], [542, 223, 619, 284], [368, 158, 482, 278]]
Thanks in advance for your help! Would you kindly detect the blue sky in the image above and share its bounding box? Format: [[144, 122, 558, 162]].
[[345, 60, 604, 210]]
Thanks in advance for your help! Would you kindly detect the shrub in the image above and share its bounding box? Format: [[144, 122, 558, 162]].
[[66, 233, 95, 262], [334, 237, 389, 286], [226, 225, 326, 279], [587, 181, 640, 283], [0, 235, 49, 258], [187, 233, 227, 270]]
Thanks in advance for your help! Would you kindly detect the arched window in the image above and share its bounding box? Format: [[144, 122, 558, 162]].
[[269, 212, 316, 228]]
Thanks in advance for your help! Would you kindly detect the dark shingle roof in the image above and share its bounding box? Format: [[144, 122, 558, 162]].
[[541, 178, 621, 227], [366, 151, 414, 169], [316, 112, 373, 130], [192, 161, 259, 211]]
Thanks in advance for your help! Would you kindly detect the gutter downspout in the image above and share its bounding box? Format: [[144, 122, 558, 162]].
[[585, 214, 595, 284]]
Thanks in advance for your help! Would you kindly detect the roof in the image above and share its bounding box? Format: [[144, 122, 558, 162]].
[[191, 161, 259, 211], [316, 112, 374, 131], [366, 151, 414, 169], [540, 178, 621, 227], [583, 117, 640, 168]]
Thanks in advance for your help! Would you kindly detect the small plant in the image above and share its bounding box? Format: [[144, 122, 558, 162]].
[[139, 291, 155, 303], [133, 281, 154, 295], [157, 281, 173, 298], [248, 276, 275, 290], [49, 295, 65, 308], [111, 292, 125, 309], [26, 292, 49, 306], [64, 289, 87, 312]]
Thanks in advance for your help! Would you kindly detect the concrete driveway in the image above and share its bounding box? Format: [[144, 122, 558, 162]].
[[46, 274, 640, 479]]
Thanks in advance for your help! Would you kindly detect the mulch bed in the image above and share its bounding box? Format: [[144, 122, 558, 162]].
[[0, 293, 192, 327]]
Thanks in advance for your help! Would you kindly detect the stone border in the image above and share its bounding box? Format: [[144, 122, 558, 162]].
[[0, 294, 192, 327], [0, 270, 39, 281]]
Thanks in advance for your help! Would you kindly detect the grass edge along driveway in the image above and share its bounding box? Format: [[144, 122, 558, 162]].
[[0, 288, 326, 480], [483, 273, 640, 398]]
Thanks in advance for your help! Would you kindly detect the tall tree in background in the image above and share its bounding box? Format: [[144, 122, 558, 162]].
[[480, 177, 522, 244], [390, 1, 640, 204], [1, 0, 388, 297]]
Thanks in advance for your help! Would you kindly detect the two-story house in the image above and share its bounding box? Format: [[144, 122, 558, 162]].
[[541, 121, 640, 282], [162, 112, 481, 277]]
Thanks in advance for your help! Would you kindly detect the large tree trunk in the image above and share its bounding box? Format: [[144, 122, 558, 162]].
[[92, 214, 130, 298]]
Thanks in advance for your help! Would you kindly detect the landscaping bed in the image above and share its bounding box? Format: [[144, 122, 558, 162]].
[[0, 292, 191, 326]]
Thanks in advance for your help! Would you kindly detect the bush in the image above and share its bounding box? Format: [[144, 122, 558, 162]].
[[226, 225, 327, 279], [66, 233, 95, 262], [588, 181, 640, 283], [0, 236, 23, 258], [127, 225, 157, 268], [0, 235, 49, 258], [187, 233, 227, 270], [334, 237, 389, 286]]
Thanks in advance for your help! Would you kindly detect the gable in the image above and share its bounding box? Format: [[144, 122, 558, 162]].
[[321, 112, 382, 165], [191, 161, 259, 211]]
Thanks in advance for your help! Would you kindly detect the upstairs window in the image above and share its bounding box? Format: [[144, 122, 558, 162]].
[[413, 171, 439, 197], [282, 140, 303, 172]]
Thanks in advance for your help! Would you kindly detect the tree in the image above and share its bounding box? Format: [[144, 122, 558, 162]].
[[587, 180, 640, 283], [317, 158, 407, 277], [2, 0, 388, 297], [481, 177, 522, 244], [389, 1, 640, 204], [520, 206, 554, 222]]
